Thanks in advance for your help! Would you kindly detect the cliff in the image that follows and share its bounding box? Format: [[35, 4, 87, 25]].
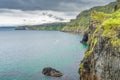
[[79, 0, 120, 80], [62, 2, 116, 33]]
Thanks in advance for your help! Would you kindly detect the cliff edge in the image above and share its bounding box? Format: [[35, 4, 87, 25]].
[[79, 0, 120, 80]]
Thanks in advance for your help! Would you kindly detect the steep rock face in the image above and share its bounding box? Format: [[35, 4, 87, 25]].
[[79, 1, 120, 80], [80, 37, 120, 80]]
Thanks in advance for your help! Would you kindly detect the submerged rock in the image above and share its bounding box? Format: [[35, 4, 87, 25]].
[[42, 67, 63, 77]]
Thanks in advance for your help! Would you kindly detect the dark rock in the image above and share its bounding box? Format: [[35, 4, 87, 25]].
[[83, 61, 90, 72], [80, 32, 88, 44], [42, 67, 63, 77], [114, 4, 118, 11], [117, 29, 120, 38]]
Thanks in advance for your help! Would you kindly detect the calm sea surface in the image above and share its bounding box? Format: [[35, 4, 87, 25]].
[[0, 30, 87, 80]]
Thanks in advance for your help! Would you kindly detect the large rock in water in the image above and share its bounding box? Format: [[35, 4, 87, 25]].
[[42, 67, 63, 77]]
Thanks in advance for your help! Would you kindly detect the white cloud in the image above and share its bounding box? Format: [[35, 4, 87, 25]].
[[0, 9, 77, 27], [0, 0, 115, 27]]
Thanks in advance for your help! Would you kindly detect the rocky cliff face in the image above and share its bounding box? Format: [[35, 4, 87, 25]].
[[79, 0, 120, 80]]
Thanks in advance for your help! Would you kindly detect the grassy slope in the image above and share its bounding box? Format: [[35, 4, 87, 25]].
[[62, 2, 116, 32], [16, 22, 66, 31]]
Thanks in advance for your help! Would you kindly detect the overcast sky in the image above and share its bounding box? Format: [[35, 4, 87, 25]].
[[0, 0, 116, 26], [0, 0, 115, 12]]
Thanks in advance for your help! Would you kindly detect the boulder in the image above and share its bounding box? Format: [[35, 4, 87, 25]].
[[42, 67, 63, 77]]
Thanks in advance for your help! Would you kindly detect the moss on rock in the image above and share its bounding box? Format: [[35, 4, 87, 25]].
[[79, 1, 120, 80]]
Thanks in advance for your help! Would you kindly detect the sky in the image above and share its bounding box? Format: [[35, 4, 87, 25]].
[[0, 0, 115, 26]]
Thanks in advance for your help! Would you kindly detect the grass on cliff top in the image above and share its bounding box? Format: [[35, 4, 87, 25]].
[[102, 9, 120, 46], [90, 9, 120, 47], [84, 9, 120, 59], [63, 2, 115, 32], [91, 11, 111, 23], [89, 9, 120, 46]]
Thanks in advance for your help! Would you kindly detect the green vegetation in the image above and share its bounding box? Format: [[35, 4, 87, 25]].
[[63, 10, 90, 32], [16, 22, 66, 31], [80, 63, 84, 71], [16, 1, 117, 32], [84, 38, 98, 58], [79, 0, 120, 79], [62, 2, 116, 32], [91, 11, 111, 23], [102, 9, 120, 46], [84, 5, 120, 59]]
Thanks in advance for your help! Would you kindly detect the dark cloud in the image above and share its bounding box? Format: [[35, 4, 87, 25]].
[[0, 0, 116, 11]]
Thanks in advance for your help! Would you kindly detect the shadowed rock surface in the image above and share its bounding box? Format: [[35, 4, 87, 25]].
[[80, 32, 88, 44]]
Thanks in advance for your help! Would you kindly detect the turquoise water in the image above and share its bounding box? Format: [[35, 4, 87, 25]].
[[0, 30, 87, 80]]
